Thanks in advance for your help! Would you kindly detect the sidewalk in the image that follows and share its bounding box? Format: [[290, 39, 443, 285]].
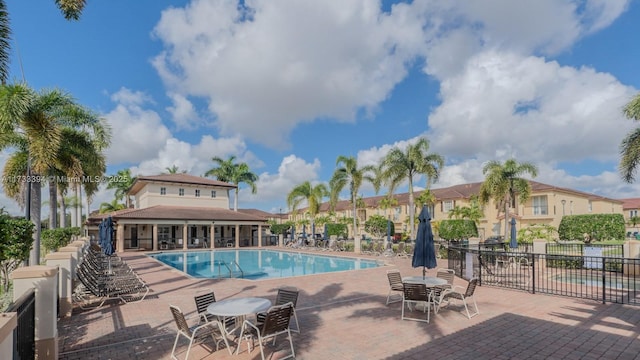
[[58, 251, 640, 359]]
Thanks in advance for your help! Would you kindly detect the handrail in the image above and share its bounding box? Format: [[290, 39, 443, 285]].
[[217, 260, 244, 278]]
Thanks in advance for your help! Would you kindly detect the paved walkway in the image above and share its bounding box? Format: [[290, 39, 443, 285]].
[[58, 250, 640, 359]]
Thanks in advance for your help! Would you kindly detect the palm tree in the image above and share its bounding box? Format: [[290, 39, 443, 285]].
[[619, 93, 640, 183], [205, 155, 258, 211], [165, 165, 185, 174], [479, 158, 538, 237], [287, 181, 329, 240], [329, 155, 375, 253], [106, 168, 135, 207], [0, 84, 109, 264], [382, 137, 444, 240], [99, 199, 126, 214]]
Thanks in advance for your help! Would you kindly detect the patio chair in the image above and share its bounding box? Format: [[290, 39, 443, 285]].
[[169, 305, 232, 359], [193, 289, 236, 331], [401, 282, 431, 323], [441, 278, 479, 319], [256, 287, 300, 333], [386, 270, 404, 305], [237, 302, 296, 360], [436, 268, 455, 290]]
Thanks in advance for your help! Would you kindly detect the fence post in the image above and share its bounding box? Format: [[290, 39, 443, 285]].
[[45, 252, 74, 318], [57, 246, 81, 281], [10, 266, 59, 360], [0, 312, 17, 357]]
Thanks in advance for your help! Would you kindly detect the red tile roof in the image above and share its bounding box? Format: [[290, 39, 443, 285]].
[[128, 173, 236, 195], [621, 198, 640, 210]]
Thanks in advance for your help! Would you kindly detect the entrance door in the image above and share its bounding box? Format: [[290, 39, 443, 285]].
[[131, 226, 138, 248]]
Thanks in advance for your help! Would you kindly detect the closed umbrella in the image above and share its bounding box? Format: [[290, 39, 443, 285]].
[[102, 216, 115, 256], [302, 224, 307, 240], [323, 224, 328, 241], [412, 206, 437, 279], [510, 217, 517, 249], [311, 223, 316, 241]]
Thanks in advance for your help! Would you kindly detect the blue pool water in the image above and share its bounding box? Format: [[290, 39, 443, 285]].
[[148, 249, 383, 280]]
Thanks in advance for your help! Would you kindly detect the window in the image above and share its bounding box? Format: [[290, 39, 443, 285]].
[[179, 188, 184, 196], [630, 210, 638, 218], [588, 200, 593, 213], [532, 196, 548, 215], [394, 207, 401, 221], [211, 190, 217, 198], [443, 200, 454, 212], [195, 189, 200, 197], [160, 187, 166, 195]]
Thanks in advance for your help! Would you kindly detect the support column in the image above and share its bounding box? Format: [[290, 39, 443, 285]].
[[235, 224, 240, 249], [152, 224, 158, 251], [44, 252, 73, 318], [11, 266, 59, 360], [258, 225, 262, 248], [116, 223, 125, 253], [183, 224, 188, 250], [57, 246, 80, 281], [210, 225, 215, 249]]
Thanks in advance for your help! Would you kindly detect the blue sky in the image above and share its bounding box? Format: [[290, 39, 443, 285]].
[[2, 0, 640, 215]]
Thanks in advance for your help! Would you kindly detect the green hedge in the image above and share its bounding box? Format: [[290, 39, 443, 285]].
[[438, 219, 478, 240], [558, 214, 625, 242], [326, 223, 348, 238], [41, 227, 80, 253]]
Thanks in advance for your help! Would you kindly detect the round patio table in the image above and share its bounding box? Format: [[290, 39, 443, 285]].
[[402, 276, 447, 287], [207, 297, 272, 318]]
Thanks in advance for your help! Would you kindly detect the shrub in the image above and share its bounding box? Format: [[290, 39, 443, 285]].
[[558, 214, 625, 242], [364, 215, 394, 240], [0, 213, 34, 293], [41, 228, 76, 253], [438, 219, 478, 241]]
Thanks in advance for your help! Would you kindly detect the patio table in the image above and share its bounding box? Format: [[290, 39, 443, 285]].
[[208, 297, 272, 354], [403, 276, 447, 287]]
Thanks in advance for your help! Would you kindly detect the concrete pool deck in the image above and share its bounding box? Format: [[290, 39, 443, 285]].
[[58, 250, 640, 359]]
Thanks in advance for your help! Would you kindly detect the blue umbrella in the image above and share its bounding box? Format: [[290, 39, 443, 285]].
[[302, 224, 307, 239], [412, 206, 437, 279], [100, 216, 115, 256], [323, 224, 328, 240], [510, 217, 518, 249], [386, 218, 391, 249], [291, 225, 296, 242], [311, 223, 316, 241]]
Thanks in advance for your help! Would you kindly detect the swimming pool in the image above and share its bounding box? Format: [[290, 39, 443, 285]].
[[148, 249, 383, 280]]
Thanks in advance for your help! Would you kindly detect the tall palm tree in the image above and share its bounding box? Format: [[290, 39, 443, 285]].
[[619, 93, 640, 183], [329, 155, 375, 253], [0, 84, 105, 264], [106, 168, 135, 207], [287, 181, 329, 237], [479, 158, 538, 237], [382, 137, 444, 239], [205, 155, 258, 211], [99, 199, 126, 214]]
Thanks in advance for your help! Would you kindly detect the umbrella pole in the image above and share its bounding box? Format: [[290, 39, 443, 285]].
[[423, 266, 426, 280]]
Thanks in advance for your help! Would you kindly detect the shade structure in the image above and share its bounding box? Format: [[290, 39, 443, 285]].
[[99, 216, 115, 256], [510, 217, 518, 249], [412, 206, 437, 279]]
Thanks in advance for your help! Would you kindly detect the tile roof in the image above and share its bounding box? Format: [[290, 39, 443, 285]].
[[621, 198, 640, 210]]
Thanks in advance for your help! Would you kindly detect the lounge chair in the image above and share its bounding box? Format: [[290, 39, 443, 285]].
[[237, 302, 296, 359], [169, 304, 232, 359], [385, 270, 403, 305], [441, 278, 480, 319]]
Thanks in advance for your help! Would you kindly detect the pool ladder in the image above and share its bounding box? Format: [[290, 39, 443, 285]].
[[219, 260, 244, 278]]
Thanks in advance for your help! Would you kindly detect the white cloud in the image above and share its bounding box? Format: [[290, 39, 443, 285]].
[[242, 155, 321, 209], [165, 92, 203, 130], [104, 88, 173, 164], [427, 50, 637, 165], [152, 0, 428, 148]]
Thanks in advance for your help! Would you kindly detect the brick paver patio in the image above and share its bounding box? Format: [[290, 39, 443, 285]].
[[58, 250, 640, 359]]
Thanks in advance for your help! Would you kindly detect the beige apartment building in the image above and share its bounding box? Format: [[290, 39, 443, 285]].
[[87, 174, 271, 252], [299, 180, 623, 241]]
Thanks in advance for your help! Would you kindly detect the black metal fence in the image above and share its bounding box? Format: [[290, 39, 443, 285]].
[[6, 288, 35, 360], [447, 244, 640, 306]]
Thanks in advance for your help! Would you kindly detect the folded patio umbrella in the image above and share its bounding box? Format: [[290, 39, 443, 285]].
[[412, 206, 437, 279], [510, 217, 518, 249]]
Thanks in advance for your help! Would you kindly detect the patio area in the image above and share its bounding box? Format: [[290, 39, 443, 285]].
[[58, 250, 640, 360]]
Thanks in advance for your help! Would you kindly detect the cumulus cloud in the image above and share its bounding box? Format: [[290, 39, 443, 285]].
[[165, 92, 204, 130], [104, 88, 173, 164]]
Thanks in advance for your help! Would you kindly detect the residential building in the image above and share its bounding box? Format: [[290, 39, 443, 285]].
[[621, 198, 640, 237], [301, 180, 623, 240], [87, 174, 271, 252]]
